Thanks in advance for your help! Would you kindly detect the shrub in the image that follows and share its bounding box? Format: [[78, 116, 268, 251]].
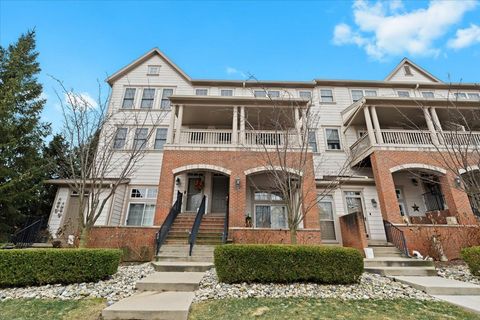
[[461, 246, 480, 276], [214, 244, 363, 284], [0, 248, 122, 287]]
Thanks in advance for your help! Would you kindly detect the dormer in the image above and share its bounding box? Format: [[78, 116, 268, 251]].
[[384, 58, 442, 83]]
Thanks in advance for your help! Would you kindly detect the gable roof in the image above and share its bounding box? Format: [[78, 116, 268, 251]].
[[106, 48, 191, 86], [384, 58, 442, 83]]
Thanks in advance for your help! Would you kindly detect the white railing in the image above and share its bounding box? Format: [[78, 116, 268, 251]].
[[381, 129, 432, 145], [179, 129, 233, 145], [441, 131, 480, 146], [244, 130, 300, 147], [350, 133, 370, 156]]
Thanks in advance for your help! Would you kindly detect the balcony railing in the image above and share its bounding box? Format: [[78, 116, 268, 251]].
[[381, 129, 432, 145], [350, 133, 370, 156], [442, 131, 480, 146], [174, 129, 300, 148]]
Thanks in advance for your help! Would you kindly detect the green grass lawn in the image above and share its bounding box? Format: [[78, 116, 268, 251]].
[[189, 298, 480, 320], [0, 298, 105, 320]]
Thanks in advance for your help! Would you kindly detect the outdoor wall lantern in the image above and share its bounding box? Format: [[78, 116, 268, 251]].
[[235, 177, 241, 190], [371, 199, 378, 208], [454, 176, 462, 188], [175, 177, 181, 186]]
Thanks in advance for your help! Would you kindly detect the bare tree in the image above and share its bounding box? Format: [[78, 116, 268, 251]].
[[52, 78, 167, 247], [240, 84, 355, 243]]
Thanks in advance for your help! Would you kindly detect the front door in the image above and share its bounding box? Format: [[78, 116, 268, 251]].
[[344, 191, 370, 238], [186, 175, 204, 212], [211, 175, 229, 213]]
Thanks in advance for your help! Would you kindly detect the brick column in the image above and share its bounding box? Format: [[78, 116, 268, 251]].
[[370, 152, 403, 224], [229, 172, 246, 228], [439, 173, 476, 224]]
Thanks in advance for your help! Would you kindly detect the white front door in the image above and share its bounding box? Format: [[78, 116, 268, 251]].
[[344, 191, 370, 238]]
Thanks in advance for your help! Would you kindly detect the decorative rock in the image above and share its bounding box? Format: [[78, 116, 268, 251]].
[[0, 263, 154, 304], [437, 263, 480, 285], [193, 268, 433, 302]]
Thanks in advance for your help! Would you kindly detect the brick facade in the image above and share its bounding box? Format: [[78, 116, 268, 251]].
[[154, 149, 321, 241], [230, 228, 322, 244], [339, 212, 368, 255]]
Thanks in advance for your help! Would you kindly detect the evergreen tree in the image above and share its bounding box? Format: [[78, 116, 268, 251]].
[[0, 30, 50, 239]]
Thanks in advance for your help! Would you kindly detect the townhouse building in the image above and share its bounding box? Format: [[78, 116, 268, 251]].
[[47, 48, 480, 259]]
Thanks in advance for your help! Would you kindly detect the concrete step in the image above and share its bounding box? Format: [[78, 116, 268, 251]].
[[364, 258, 434, 268], [102, 291, 194, 320], [152, 261, 214, 272], [136, 272, 204, 292], [368, 240, 394, 247], [394, 276, 480, 295], [159, 245, 216, 252], [365, 266, 437, 276], [370, 247, 402, 253], [156, 255, 214, 263]]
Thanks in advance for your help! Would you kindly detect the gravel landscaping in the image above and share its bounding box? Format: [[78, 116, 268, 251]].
[[437, 262, 480, 285], [193, 268, 433, 302], [0, 263, 154, 304]]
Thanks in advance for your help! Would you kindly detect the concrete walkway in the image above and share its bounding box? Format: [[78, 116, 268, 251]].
[[393, 276, 480, 313], [103, 246, 215, 320]]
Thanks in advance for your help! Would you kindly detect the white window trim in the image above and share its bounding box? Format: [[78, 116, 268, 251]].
[[140, 88, 156, 109], [154, 127, 168, 151], [299, 90, 313, 100], [121, 87, 137, 109], [219, 88, 235, 96], [324, 127, 343, 151], [125, 202, 156, 226], [350, 88, 378, 102], [397, 90, 411, 98], [319, 88, 335, 103], [195, 88, 209, 96], [421, 91, 435, 99], [147, 65, 161, 76], [318, 195, 339, 242], [253, 203, 288, 229], [307, 129, 319, 153]]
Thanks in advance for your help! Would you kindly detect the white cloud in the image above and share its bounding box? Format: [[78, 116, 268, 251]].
[[226, 66, 247, 78], [448, 24, 480, 49], [64, 92, 98, 109], [333, 0, 478, 60]]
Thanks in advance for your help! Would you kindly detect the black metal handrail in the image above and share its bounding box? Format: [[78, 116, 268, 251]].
[[422, 191, 445, 211], [383, 220, 410, 257], [155, 191, 183, 256], [189, 195, 206, 256], [222, 195, 229, 243], [11, 217, 45, 248]]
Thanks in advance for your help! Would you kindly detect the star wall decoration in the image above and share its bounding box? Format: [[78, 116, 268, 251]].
[[412, 203, 420, 212]]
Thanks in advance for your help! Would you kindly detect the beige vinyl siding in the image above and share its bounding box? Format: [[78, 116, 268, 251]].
[[109, 184, 127, 225]]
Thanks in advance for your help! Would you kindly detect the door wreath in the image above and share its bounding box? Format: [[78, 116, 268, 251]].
[[194, 178, 204, 191]]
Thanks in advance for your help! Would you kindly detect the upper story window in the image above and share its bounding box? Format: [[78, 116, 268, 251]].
[[403, 65, 413, 76], [140, 88, 155, 108], [320, 89, 334, 102], [454, 92, 468, 99], [195, 89, 208, 96], [254, 90, 267, 98], [397, 90, 410, 97], [325, 128, 341, 150], [299, 91, 312, 99], [154, 128, 168, 150], [113, 128, 128, 149], [267, 90, 280, 98], [131, 187, 158, 199], [422, 91, 434, 98], [453, 92, 479, 100], [122, 88, 136, 109], [133, 128, 149, 150], [160, 88, 173, 109], [468, 93, 480, 100], [147, 65, 161, 75], [220, 89, 233, 96], [351, 89, 377, 102], [308, 130, 318, 152]]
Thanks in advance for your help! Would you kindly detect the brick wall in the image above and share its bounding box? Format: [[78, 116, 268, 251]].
[[230, 228, 322, 244], [339, 212, 368, 255], [155, 149, 320, 235]]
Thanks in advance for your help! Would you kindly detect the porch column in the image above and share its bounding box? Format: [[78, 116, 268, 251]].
[[240, 106, 246, 145], [423, 107, 439, 146], [166, 104, 176, 144], [430, 107, 444, 144], [232, 106, 238, 144], [363, 106, 377, 145], [174, 104, 184, 144], [294, 107, 303, 147], [438, 173, 476, 225], [370, 106, 384, 144]]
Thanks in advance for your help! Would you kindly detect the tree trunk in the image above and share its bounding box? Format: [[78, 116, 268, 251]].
[[78, 225, 90, 248], [290, 227, 297, 244]]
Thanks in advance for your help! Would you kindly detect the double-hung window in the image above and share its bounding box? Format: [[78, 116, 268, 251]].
[[267, 90, 280, 98], [308, 130, 318, 152], [325, 128, 341, 150], [318, 195, 337, 241], [351, 89, 376, 102], [468, 93, 480, 100], [320, 89, 334, 102], [422, 91, 434, 98], [195, 89, 208, 96], [122, 88, 136, 109], [254, 90, 267, 98], [299, 91, 312, 100], [154, 128, 168, 150], [397, 90, 410, 97], [220, 89, 233, 96], [253, 191, 287, 229], [454, 92, 468, 100], [141, 88, 155, 108], [126, 187, 158, 226], [133, 128, 148, 150], [160, 89, 173, 109], [113, 128, 128, 149]]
